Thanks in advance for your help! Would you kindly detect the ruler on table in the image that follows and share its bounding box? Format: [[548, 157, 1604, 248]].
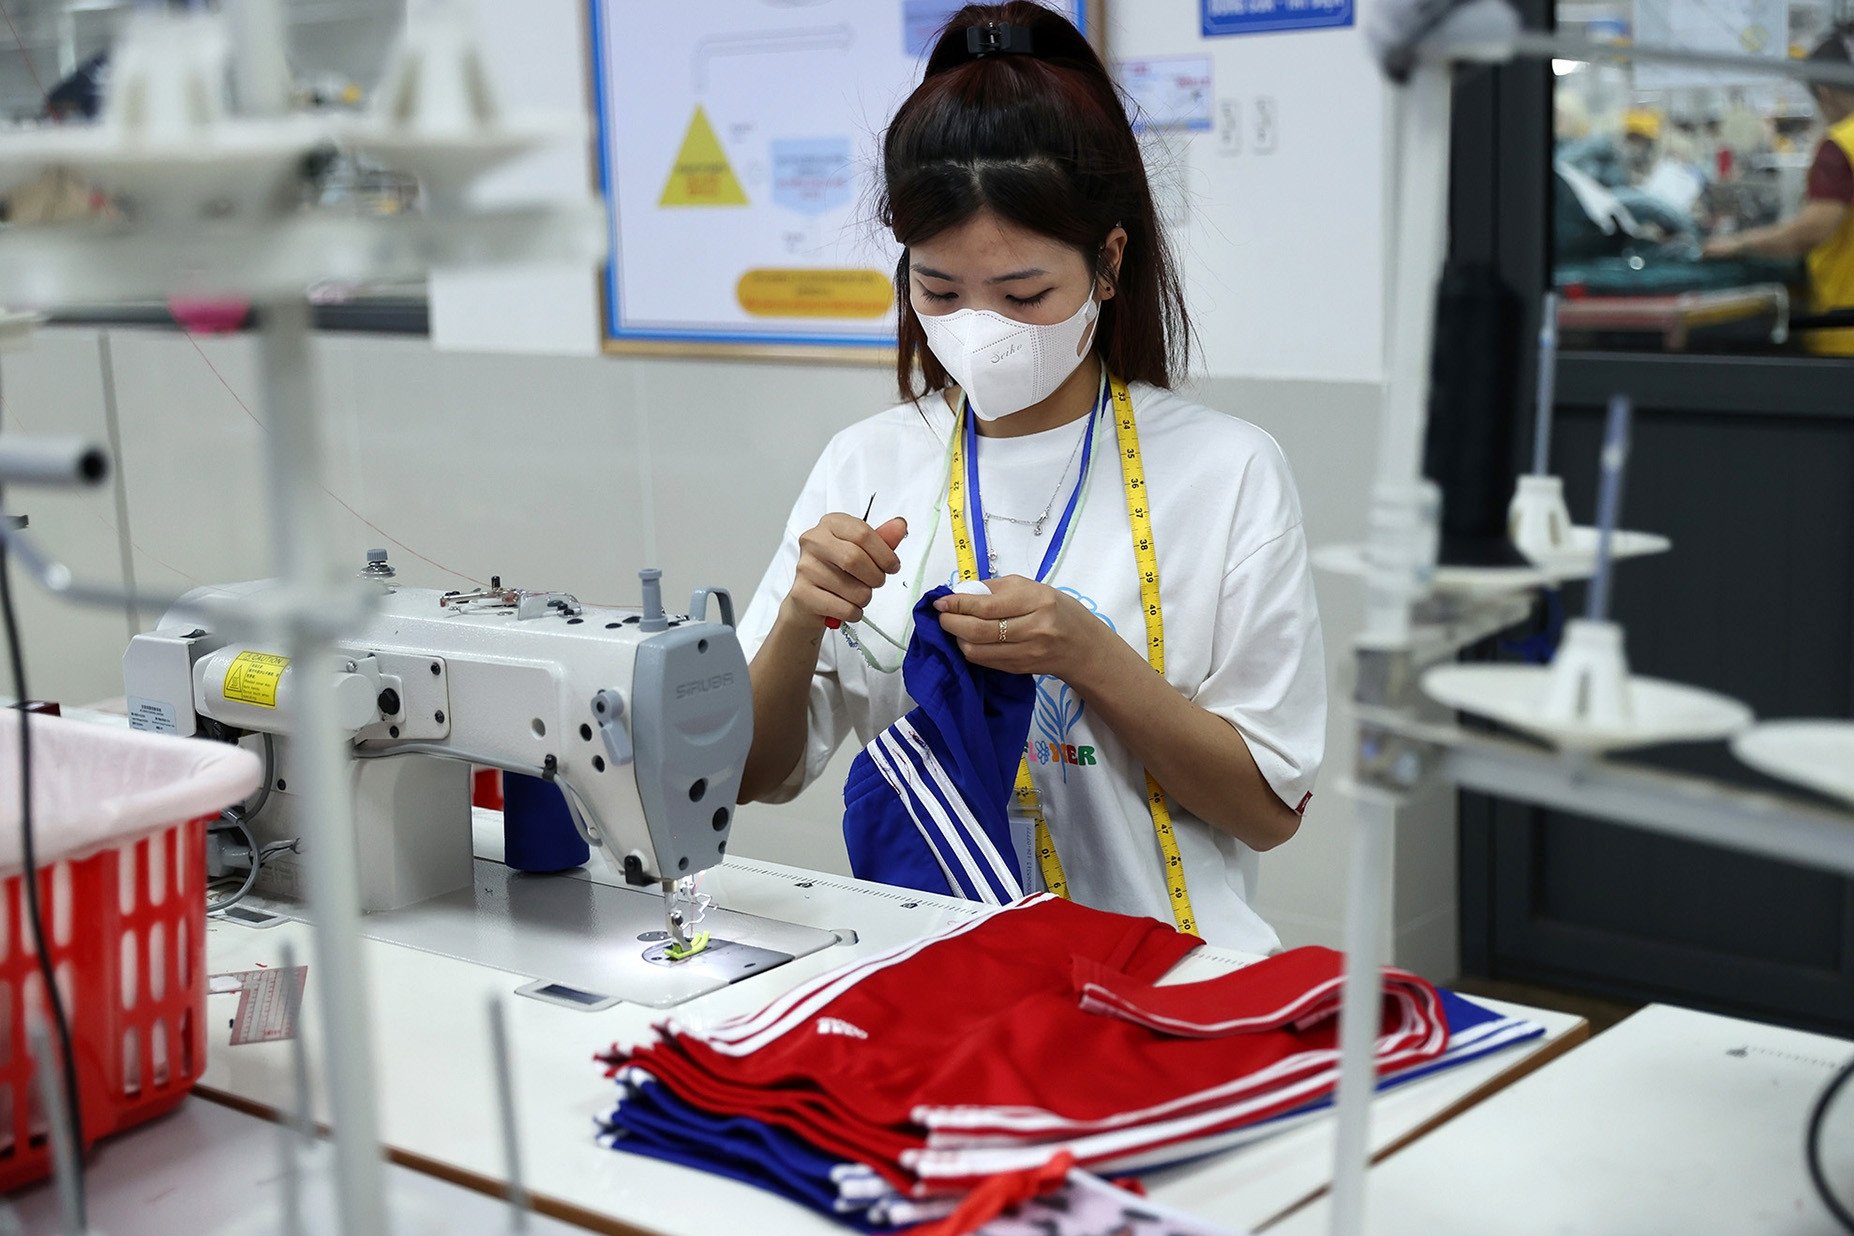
[[211, 965, 309, 1046]]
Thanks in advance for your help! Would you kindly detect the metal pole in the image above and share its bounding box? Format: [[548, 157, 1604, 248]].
[[487, 998, 531, 1231], [1585, 395, 1632, 624], [256, 296, 389, 1236], [1530, 293, 1558, 477], [275, 939, 308, 1236], [1362, 63, 1454, 648], [1327, 785, 1396, 1236], [27, 1014, 84, 1236], [96, 334, 144, 637]]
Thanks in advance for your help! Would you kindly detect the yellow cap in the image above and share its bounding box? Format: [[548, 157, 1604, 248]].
[[1624, 107, 1662, 139]]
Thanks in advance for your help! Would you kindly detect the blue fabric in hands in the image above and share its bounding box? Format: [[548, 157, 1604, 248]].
[[840, 585, 1036, 904]]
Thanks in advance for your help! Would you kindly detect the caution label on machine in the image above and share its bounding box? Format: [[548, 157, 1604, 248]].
[[223, 651, 290, 709]]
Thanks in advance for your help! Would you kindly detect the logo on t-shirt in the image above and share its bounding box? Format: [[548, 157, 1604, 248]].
[[1030, 739, 1097, 768], [815, 1017, 869, 1040]]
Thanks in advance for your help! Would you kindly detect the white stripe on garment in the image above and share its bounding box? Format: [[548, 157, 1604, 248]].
[[689, 895, 1057, 1054], [819, 1016, 1544, 1215], [893, 717, 1023, 902], [684, 905, 998, 1047], [906, 1025, 1451, 1179], [912, 984, 1443, 1135], [685, 716, 1044, 1047], [919, 1022, 1542, 1185], [873, 729, 1002, 905], [1094, 1023, 1544, 1173], [865, 733, 966, 897], [914, 1036, 1395, 1145], [690, 907, 997, 1049], [1074, 973, 1349, 1036]]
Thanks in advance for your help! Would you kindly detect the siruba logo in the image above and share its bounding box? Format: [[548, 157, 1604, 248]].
[[675, 672, 735, 699]]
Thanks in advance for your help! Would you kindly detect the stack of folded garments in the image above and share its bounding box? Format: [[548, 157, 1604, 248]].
[[595, 894, 1542, 1230]]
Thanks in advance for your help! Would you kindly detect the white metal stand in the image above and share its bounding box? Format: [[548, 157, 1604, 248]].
[[1328, 12, 1854, 1236], [0, 2, 602, 1231], [257, 296, 388, 1235], [1326, 785, 1396, 1236], [1360, 63, 1452, 651]]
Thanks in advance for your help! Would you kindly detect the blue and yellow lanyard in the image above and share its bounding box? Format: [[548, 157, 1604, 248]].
[[946, 372, 1196, 934]]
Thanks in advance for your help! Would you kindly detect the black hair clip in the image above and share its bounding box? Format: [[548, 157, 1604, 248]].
[[967, 22, 1034, 58]]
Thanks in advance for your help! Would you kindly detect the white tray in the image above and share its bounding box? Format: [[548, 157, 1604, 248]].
[[1312, 544, 1552, 598], [1520, 526, 1672, 578], [1731, 721, 1854, 807], [1314, 528, 1668, 598], [1423, 664, 1753, 754]]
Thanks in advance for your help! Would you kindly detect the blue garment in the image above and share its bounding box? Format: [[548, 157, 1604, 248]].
[[840, 586, 1036, 904], [599, 1077, 883, 1226]]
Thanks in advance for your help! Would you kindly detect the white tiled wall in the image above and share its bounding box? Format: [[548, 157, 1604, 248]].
[[9, 326, 1457, 976]]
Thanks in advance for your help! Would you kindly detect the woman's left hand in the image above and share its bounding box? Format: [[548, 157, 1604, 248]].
[[934, 576, 1114, 682]]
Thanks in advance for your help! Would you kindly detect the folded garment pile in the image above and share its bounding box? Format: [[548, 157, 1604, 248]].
[[596, 895, 1541, 1231]]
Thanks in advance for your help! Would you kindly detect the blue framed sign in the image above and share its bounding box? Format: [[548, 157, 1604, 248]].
[[590, 0, 1088, 352], [1201, 0, 1354, 38]]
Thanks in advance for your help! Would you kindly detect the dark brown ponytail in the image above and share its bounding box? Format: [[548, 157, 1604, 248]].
[[879, 2, 1193, 402]]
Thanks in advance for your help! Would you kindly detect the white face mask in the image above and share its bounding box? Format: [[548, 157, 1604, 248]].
[[917, 289, 1099, 421]]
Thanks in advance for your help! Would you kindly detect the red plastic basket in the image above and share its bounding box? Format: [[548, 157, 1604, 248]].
[[0, 710, 259, 1193], [0, 811, 211, 1190]]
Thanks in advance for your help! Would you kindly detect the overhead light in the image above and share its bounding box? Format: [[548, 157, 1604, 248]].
[[1553, 59, 1587, 76]]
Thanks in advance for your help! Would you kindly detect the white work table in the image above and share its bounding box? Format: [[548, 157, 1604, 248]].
[[194, 817, 1587, 1236], [1269, 1003, 1854, 1235], [7, 1091, 591, 1234]]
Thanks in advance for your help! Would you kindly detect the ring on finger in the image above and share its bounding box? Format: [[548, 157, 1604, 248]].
[[998, 619, 1008, 644]]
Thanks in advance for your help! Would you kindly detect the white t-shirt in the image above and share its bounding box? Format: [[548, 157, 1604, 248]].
[[738, 381, 1326, 953]]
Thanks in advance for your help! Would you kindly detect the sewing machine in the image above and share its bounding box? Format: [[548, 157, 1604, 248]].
[[121, 551, 837, 1006]]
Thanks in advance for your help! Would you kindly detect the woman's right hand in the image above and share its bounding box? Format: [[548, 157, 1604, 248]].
[[780, 514, 909, 627]]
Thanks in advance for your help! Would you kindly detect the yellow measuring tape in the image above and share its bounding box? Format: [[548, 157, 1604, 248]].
[[946, 373, 1196, 934]]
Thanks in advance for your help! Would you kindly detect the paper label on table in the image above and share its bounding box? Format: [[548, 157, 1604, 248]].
[[126, 696, 178, 734], [219, 965, 309, 1045], [660, 106, 749, 207], [222, 651, 289, 709], [736, 268, 892, 318]]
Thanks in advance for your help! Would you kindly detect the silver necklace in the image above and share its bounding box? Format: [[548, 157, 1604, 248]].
[[981, 413, 1090, 573], [982, 414, 1089, 536]]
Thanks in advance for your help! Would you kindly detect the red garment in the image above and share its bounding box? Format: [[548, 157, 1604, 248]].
[[604, 896, 1448, 1196], [1808, 137, 1854, 204]]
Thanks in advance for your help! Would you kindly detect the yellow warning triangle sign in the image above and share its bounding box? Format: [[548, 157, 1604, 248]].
[[660, 105, 748, 208]]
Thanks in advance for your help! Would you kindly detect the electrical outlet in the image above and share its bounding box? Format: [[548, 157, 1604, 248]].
[[1254, 96, 1278, 154]]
